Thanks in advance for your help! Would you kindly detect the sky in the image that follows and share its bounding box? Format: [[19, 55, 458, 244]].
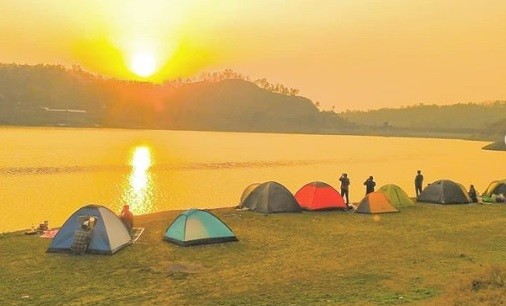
[[1, 0, 505, 111]]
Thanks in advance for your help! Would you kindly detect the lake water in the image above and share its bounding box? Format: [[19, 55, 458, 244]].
[[0, 127, 504, 232]]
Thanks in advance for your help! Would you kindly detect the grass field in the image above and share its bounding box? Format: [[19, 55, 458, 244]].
[[1, 203, 505, 305]]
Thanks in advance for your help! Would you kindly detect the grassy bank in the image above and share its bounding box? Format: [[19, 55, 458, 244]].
[[1, 203, 505, 305]]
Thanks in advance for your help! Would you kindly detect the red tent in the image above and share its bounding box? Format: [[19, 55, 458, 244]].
[[295, 181, 347, 210]]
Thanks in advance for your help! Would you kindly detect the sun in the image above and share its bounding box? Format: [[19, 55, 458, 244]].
[[129, 52, 157, 78]]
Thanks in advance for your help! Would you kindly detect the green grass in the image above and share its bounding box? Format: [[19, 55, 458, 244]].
[[1, 203, 505, 305]]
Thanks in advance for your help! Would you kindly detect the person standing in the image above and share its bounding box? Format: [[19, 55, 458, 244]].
[[415, 170, 424, 197], [339, 173, 351, 205], [363, 176, 376, 195]]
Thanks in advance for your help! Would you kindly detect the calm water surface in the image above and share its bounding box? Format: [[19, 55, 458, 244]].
[[0, 127, 504, 232]]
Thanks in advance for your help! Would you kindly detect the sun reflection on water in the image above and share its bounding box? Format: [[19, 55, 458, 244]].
[[122, 146, 155, 215]]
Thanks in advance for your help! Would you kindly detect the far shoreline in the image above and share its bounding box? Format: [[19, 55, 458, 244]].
[[0, 123, 497, 144]]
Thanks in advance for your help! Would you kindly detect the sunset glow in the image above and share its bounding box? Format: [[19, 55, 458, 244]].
[[130, 146, 152, 173], [123, 146, 154, 215], [129, 52, 157, 77], [1, 1, 505, 109]]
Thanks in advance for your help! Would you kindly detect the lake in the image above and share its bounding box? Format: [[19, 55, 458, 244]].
[[0, 127, 504, 233]]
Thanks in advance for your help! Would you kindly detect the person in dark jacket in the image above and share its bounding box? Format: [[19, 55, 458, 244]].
[[415, 170, 424, 196], [363, 176, 376, 195], [339, 173, 351, 205]]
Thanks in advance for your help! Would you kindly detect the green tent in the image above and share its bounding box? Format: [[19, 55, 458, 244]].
[[164, 209, 238, 246], [378, 184, 414, 208], [482, 179, 506, 197]]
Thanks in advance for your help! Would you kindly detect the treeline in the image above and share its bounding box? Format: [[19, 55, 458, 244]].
[[340, 102, 506, 132], [1, 63, 504, 145], [168, 69, 300, 96], [481, 118, 506, 151], [0, 63, 349, 133]]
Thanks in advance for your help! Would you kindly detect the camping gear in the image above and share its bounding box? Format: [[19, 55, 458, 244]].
[[131, 227, 145, 243], [241, 181, 301, 213], [482, 179, 506, 198], [417, 179, 471, 204], [355, 192, 399, 214], [40, 230, 59, 239], [378, 184, 414, 208], [164, 209, 238, 246], [294, 181, 347, 210], [238, 182, 261, 208], [47, 204, 132, 254]]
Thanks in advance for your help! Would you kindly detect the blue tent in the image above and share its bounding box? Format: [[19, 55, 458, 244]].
[[47, 204, 132, 254], [164, 209, 238, 246]]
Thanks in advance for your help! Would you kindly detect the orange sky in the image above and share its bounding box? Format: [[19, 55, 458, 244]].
[[1, 0, 505, 110]]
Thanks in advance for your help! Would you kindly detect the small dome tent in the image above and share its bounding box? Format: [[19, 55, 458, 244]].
[[241, 181, 301, 213], [238, 182, 261, 208], [355, 192, 399, 214], [164, 209, 238, 246], [417, 179, 471, 204], [47, 204, 132, 254], [295, 181, 347, 210], [482, 179, 506, 197], [378, 184, 414, 208]]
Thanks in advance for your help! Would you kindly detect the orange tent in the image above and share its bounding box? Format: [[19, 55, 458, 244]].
[[355, 192, 399, 214], [295, 181, 347, 210]]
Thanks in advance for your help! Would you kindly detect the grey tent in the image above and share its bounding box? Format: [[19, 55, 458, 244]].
[[417, 179, 471, 204], [238, 182, 261, 208], [241, 181, 301, 213]]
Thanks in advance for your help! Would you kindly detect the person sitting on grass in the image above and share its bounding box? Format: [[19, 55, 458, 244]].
[[468, 185, 478, 202], [70, 220, 93, 255], [119, 204, 134, 233]]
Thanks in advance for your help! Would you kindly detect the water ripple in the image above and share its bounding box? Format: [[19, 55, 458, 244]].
[[0, 160, 335, 176]]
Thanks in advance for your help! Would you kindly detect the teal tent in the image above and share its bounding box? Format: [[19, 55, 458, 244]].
[[164, 209, 238, 246]]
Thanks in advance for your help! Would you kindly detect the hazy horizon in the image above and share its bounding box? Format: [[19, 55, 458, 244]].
[[1, 1, 505, 111]]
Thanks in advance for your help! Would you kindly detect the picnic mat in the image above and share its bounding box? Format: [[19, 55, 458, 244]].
[[131, 227, 145, 243], [40, 229, 59, 238], [36, 228, 144, 241]]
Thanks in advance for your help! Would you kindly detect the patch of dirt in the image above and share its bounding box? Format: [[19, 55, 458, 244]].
[[167, 262, 205, 274]]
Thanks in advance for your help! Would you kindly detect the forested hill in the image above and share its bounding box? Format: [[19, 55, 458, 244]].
[[0, 63, 504, 148], [339, 103, 506, 150], [340, 102, 506, 132], [0, 64, 350, 133]]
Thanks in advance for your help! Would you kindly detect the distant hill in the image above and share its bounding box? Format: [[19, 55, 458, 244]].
[[0, 64, 351, 133], [1, 63, 504, 149], [480, 118, 506, 151], [340, 102, 506, 132], [339, 102, 506, 150]]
